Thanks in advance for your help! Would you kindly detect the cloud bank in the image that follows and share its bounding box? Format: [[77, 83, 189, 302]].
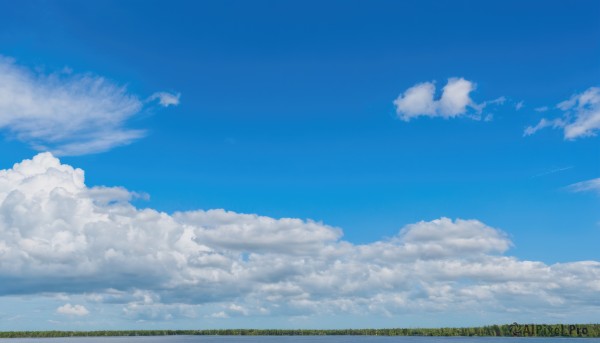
[[393, 78, 503, 121], [0, 153, 599, 322], [0, 56, 179, 156], [525, 86, 600, 139]]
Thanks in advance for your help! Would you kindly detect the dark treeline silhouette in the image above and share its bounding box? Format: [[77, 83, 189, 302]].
[[1, 324, 599, 338]]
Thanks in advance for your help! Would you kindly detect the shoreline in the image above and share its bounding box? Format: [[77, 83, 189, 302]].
[[1, 324, 599, 338]]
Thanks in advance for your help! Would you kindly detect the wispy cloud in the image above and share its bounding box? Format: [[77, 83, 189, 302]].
[[515, 101, 524, 111], [393, 78, 503, 121], [1, 153, 599, 322], [531, 166, 573, 178], [0, 55, 179, 155], [525, 86, 600, 139], [523, 118, 565, 137], [148, 91, 181, 107], [567, 177, 600, 195]]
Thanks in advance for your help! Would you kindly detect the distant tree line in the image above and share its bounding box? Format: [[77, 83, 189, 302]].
[[1, 324, 599, 338]]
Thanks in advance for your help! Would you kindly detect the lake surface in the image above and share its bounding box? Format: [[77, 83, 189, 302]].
[[3, 337, 600, 343]]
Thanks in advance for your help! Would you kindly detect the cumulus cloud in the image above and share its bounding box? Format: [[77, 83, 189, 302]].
[[396, 218, 512, 258], [393, 78, 502, 121], [393, 82, 437, 118], [56, 303, 89, 316], [525, 86, 600, 139], [0, 55, 179, 155], [438, 78, 476, 116], [0, 153, 599, 321]]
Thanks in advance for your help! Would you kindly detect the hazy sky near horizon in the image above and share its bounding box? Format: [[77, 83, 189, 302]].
[[0, 0, 599, 330]]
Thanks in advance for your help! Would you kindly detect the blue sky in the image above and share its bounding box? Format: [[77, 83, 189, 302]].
[[0, 0, 599, 330]]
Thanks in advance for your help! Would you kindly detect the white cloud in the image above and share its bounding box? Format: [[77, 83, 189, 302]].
[[393, 78, 501, 121], [531, 166, 573, 178], [209, 311, 229, 319], [438, 78, 475, 116], [525, 86, 600, 139], [228, 303, 249, 316], [175, 210, 341, 255], [149, 92, 181, 107], [0, 153, 599, 322], [567, 178, 600, 195], [393, 82, 437, 118], [56, 303, 89, 316], [515, 101, 524, 111], [523, 118, 565, 136], [122, 291, 196, 321], [396, 217, 512, 257], [0, 55, 179, 155]]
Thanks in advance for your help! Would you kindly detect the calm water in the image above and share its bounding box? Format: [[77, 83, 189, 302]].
[[2, 337, 600, 343]]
